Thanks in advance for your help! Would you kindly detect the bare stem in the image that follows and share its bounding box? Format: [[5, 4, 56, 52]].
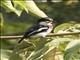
[[0, 32, 80, 39]]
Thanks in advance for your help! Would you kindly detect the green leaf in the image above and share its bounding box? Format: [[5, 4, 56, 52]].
[[0, 13, 4, 27], [1, 0, 23, 16], [65, 40, 80, 50], [54, 23, 74, 33], [12, 0, 28, 13], [54, 22, 80, 33], [64, 40, 80, 60], [25, 1, 47, 18]]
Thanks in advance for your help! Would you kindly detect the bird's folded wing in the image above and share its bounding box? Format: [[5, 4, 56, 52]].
[[24, 25, 48, 36]]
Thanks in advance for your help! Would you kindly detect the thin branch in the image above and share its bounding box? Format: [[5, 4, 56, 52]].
[[0, 32, 80, 39], [48, 32, 80, 37], [0, 35, 22, 39]]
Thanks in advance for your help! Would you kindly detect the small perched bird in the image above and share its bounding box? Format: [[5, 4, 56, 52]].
[[18, 17, 56, 43]]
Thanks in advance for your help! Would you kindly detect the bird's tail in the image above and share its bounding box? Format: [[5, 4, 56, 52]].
[[18, 37, 25, 43]]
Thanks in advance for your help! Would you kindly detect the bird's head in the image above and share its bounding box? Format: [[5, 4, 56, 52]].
[[37, 17, 56, 27]]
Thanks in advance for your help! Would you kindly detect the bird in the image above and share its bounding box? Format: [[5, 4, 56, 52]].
[[18, 17, 56, 43]]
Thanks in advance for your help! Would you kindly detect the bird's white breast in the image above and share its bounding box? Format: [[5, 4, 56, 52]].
[[36, 27, 53, 37]]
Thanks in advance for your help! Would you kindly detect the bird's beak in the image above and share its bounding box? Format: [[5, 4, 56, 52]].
[[52, 20, 57, 26]]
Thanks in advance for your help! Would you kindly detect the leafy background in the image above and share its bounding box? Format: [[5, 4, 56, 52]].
[[0, 0, 80, 60]]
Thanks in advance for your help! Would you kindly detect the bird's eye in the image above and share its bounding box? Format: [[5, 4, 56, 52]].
[[46, 21, 50, 23]]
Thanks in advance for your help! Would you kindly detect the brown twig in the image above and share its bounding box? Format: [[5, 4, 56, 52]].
[[48, 32, 80, 36], [0, 32, 80, 39]]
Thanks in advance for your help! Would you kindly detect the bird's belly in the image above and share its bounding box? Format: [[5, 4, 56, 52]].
[[36, 32, 47, 37]]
